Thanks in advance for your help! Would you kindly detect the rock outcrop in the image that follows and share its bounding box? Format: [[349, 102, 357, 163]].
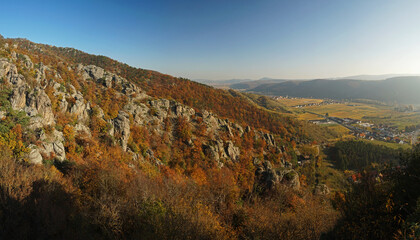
[[80, 65, 147, 99], [0, 58, 24, 86], [1, 54, 288, 173], [225, 141, 240, 161], [27, 145, 43, 164], [314, 184, 330, 195], [22, 54, 33, 69], [69, 93, 91, 123], [255, 161, 280, 190], [110, 111, 131, 151], [37, 129, 66, 161], [25, 88, 55, 125], [255, 161, 300, 191], [282, 169, 300, 190]]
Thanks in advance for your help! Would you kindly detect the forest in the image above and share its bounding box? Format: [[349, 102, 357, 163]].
[[328, 140, 403, 170]]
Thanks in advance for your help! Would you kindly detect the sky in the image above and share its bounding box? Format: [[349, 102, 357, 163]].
[[1, 0, 420, 80]]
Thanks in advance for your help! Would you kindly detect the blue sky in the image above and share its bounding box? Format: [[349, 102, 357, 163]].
[[1, 0, 420, 80]]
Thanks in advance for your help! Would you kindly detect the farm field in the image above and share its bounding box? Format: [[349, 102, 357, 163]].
[[277, 98, 420, 131], [359, 139, 412, 150], [304, 103, 391, 119]]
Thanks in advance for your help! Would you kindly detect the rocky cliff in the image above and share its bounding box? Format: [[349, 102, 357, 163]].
[[0, 39, 298, 189]]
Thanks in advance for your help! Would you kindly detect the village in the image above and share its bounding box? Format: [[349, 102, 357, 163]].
[[310, 115, 415, 145], [273, 96, 420, 145]]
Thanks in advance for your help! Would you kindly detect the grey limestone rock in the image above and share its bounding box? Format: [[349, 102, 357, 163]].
[[124, 102, 149, 125], [0, 59, 24, 86], [27, 145, 43, 164], [82, 65, 105, 80], [52, 142, 66, 161], [75, 123, 92, 136], [225, 141, 240, 161], [11, 51, 17, 61], [111, 111, 131, 151], [264, 133, 276, 146], [25, 88, 55, 125], [10, 84, 28, 109], [22, 54, 33, 69], [69, 93, 91, 123]]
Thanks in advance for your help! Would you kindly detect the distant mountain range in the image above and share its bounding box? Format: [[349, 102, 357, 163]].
[[196, 74, 420, 104], [247, 77, 420, 104], [194, 77, 297, 88], [193, 78, 251, 85], [334, 74, 419, 81], [196, 74, 419, 89]]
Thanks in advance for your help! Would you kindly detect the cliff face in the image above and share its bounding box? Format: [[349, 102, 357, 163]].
[[0, 38, 298, 189]]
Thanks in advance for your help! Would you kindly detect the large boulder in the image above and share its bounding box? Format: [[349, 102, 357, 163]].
[[149, 99, 170, 120], [263, 133, 276, 146], [314, 184, 330, 195], [69, 93, 91, 123], [22, 54, 33, 69], [75, 123, 92, 136], [124, 102, 149, 125], [10, 85, 28, 109], [82, 65, 105, 80], [81, 65, 148, 100], [0, 59, 24, 86], [37, 129, 66, 161], [173, 103, 195, 119], [282, 169, 300, 190], [52, 142, 66, 161], [255, 161, 280, 190], [39, 141, 66, 162], [225, 141, 240, 161], [27, 145, 43, 164], [25, 88, 55, 125], [110, 111, 131, 151], [203, 140, 228, 164], [35, 63, 49, 83]]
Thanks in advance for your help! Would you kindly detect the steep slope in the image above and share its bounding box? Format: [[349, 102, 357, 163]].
[[0, 36, 303, 184], [0, 35, 341, 239], [9, 38, 302, 139]]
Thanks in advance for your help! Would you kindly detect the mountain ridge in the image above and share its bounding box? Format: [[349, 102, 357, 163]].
[[247, 77, 420, 104]]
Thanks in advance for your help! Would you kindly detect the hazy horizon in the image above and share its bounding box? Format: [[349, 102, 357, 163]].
[[194, 73, 420, 82], [1, 0, 420, 80]]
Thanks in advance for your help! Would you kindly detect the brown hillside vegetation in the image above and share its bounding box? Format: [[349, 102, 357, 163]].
[[12, 38, 305, 140], [0, 36, 341, 239]]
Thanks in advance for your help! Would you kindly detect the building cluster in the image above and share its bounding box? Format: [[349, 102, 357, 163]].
[[293, 99, 340, 108]]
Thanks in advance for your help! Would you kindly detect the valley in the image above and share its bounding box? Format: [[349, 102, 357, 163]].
[[270, 96, 420, 146]]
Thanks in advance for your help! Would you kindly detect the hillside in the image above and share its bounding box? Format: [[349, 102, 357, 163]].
[[0, 35, 343, 239], [193, 78, 251, 86], [338, 74, 417, 80], [9, 38, 309, 139], [248, 78, 420, 104]]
